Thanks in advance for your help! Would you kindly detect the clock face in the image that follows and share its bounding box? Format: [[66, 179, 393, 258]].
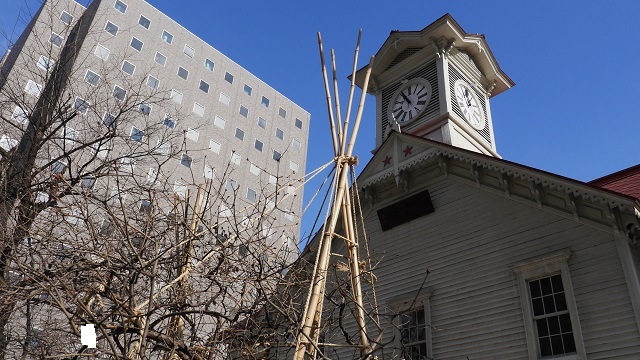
[[454, 79, 485, 130], [388, 78, 432, 124]]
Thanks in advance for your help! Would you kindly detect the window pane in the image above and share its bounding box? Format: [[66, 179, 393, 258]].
[[193, 103, 204, 117], [114, 0, 127, 13], [12, 106, 28, 124], [204, 59, 214, 71], [239, 105, 248, 118], [199, 80, 209, 93], [25, 80, 42, 97], [235, 128, 244, 141], [105, 21, 118, 36], [224, 72, 234, 84], [243, 84, 252, 96], [214, 116, 225, 129], [163, 114, 176, 128], [295, 118, 303, 129], [181, 154, 192, 168], [37, 56, 54, 70], [50, 33, 64, 47], [113, 85, 126, 101], [103, 113, 116, 128], [177, 67, 188, 80], [74, 97, 89, 114], [275, 128, 284, 140], [170, 89, 182, 104], [130, 127, 144, 142], [84, 69, 100, 86], [258, 117, 266, 129], [155, 52, 167, 66], [122, 61, 135, 75], [138, 103, 151, 115], [279, 107, 286, 118], [95, 44, 110, 61], [162, 30, 173, 44], [60, 11, 73, 25], [261, 96, 270, 107], [147, 75, 159, 89], [209, 140, 221, 153], [219, 93, 230, 105], [130, 37, 143, 51], [184, 44, 195, 58], [138, 15, 151, 28], [273, 150, 281, 161], [254, 139, 263, 152], [186, 128, 199, 142]]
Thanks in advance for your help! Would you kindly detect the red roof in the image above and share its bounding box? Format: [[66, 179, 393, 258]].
[[589, 164, 640, 200]]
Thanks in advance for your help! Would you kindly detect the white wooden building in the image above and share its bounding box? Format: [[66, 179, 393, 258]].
[[312, 14, 640, 359]]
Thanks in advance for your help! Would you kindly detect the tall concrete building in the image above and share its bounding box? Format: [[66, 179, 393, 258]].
[[1, 0, 310, 250]]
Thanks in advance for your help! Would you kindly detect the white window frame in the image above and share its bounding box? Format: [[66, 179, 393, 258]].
[[510, 250, 587, 360], [121, 60, 135, 76], [239, 105, 248, 118], [204, 58, 214, 72], [246, 187, 257, 202], [154, 140, 171, 156], [119, 157, 135, 173], [11, 106, 28, 124], [204, 164, 215, 180], [95, 44, 110, 61], [275, 127, 284, 140], [214, 115, 225, 130], [292, 138, 301, 150], [155, 51, 167, 66], [146, 167, 159, 185], [24, 80, 42, 97], [243, 84, 252, 96], [37, 55, 54, 71], [183, 44, 195, 58], [388, 291, 433, 360], [130, 36, 143, 51], [224, 71, 234, 84], [257, 117, 267, 129], [161, 30, 174, 44], [290, 160, 299, 173], [60, 11, 73, 25], [147, 75, 159, 90], [163, 114, 176, 129], [192, 102, 204, 117], [186, 128, 199, 142], [295, 118, 303, 129], [199, 80, 209, 93], [113, 85, 126, 101], [230, 152, 241, 165], [177, 66, 189, 80], [279, 107, 287, 118], [261, 96, 270, 107], [180, 153, 193, 168], [114, 0, 127, 13], [61, 126, 78, 143], [104, 21, 119, 36], [249, 163, 260, 176], [219, 92, 230, 106], [235, 128, 244, 141], [50, 32, 64, 47], [138, 15, 151, 29], [138, 103, 151, 116], [74, 97, 89, 115], [209, 140, 221, 154], [170, 89, 183, 104], [254, 139, 263, 152], [130, 126, 144, 142], [84, 69, 100, 86]]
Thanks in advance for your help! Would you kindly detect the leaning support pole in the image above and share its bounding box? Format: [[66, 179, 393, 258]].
[[294, 29, 375, 358]]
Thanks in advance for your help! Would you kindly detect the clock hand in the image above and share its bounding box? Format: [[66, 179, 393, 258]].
[[400, 91, 411, 104]]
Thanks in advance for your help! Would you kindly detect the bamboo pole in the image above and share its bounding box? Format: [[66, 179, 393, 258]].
[[317, 32, 339, 156], [342, 29, 362, 155]]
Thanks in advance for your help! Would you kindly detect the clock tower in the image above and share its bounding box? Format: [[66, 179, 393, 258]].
[[354, 14, 514, 157]]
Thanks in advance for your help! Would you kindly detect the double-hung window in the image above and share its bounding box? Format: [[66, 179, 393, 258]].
[[511, 251, 586, 360], [389, 292, 432, 360]]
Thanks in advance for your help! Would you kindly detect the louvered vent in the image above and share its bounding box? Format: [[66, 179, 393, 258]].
[[448, 64, 491, 145], [380, 61, 439, 144], [386, 47, 424, 71]]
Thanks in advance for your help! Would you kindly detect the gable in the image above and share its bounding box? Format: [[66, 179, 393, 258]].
[[590, 164, 640, 200]]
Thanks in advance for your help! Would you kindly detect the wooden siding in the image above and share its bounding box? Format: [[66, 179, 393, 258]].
[[328, 172, 640, 359]]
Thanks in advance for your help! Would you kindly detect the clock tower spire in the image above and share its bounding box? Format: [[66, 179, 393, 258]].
[[354, 14, 514, 157]]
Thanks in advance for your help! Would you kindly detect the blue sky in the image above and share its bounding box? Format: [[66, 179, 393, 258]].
[[2, 1, 639, 243]]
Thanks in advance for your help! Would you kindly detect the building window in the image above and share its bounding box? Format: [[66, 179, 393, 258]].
[[163, 114, 176, 129], [268, 174, 277, 184], [60, 11, 73, 25], [130, 37, 143, 51], [186, 128, 199, 142], [250, 163, 260, 176], [138, 15, 151, 28], [292, 138, 301, 150], [104, 21, 119, 36], [295, 118, 303, 129], [231, 152, 241, 165], [204, 164, 215, 179], [138, 103, 151, 116], [239, 105, 248, 118], [214, 115, 225, 130], [254, 139, 263, 152], [177, 66, 188, 80], [183, 44, 195, 58], [279, 107, 287, 118], [511, 251, 586, 360], [95, 44, 110, 61], [51, 160, 66, 174], [275, 128, 284, 140], [62, 126, 78, 143], [139, 199, 151, 214], [74, 97, 89, 115], [154, 140, 170, 155], [209, 140, 221, 154], [84, 69, 100, 86], [226, 178, 238, 192], [261, 96, 270, 107], [113, 85, 126, 101], [204, 58, 214, 71], [119, 157, 135, 173], [246, 188, 257, 202], [199, 80, 209, 93], [12, 106, 28, 124], [193, 102, 204, 117], [121, 60, 135, 75], [224, 72, 234, 84], [37, 55, 54, 71], [146, 168, 158, 185], [130, 127, 144, 142], [50, 32, 64, 47], [257, 117, 267, 129], [155, 52, 167, 66], [170, 89, 183, 104], [114, 0, 127, 13], [243, 84, 252, 96], [174, 180, 187, 198], [397, 307, 429, 359], [272, 150, 281, 161], [219, 93, 230, 106], [147, 75, 159, 90], [24, 80, 42, 97], [103, 112, 116, 128], [290, 161, 299, 172], [81, 176, 95, 189], [161, 30, 173, 44], [235, 128, 244, 141], [180, 154, 193, 168]]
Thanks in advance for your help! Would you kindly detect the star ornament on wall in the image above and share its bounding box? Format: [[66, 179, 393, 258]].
[[382, 155, 392, 167], [403, 146, 413, 157]]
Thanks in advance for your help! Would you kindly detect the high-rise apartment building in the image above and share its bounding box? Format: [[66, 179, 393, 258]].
[[1, 0, 310, 250]]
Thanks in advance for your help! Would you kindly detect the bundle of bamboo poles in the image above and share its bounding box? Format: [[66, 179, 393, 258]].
[[293, 30, 375, 359]]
